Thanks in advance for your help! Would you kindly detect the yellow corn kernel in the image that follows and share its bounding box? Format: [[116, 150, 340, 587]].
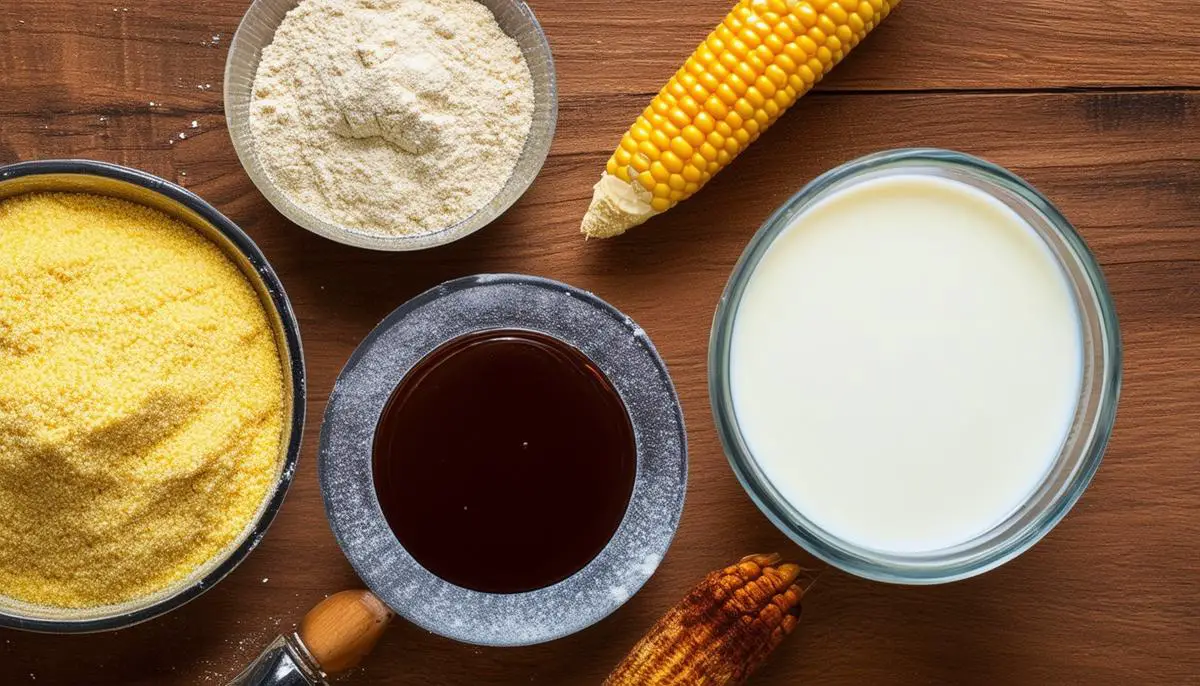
[[774, 21, 796, 43], [817, 14, 838, 36], [747, 50, 768, 74], [716, 83, 739, 105], [728, 73, 750, 96], [794, 4, 818, 28], [630, 152, 651, 173], [763, 33, 785, 54], [739, 28, 762, 49], [681, 125, 706, 148], [827, 3, 848, 25], [756, 75, 778, 98], [706, 95, 730, 119], [650, 161, 671, 183], [734, 98, 755, 120], [660, 151, 685, 174], [745, 87, 766, 109], [637, 171, 656, 192], [734, 62, 757, 86], [637, 140, 661, 162], [670, 137, 695, 159], [650, 129, 672, 152]]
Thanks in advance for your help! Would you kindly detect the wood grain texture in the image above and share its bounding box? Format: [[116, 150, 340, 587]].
[[1, 0, 1199, 684]]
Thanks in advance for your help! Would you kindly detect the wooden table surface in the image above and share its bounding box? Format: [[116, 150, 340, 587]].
[[3, 0, 1199, 683]]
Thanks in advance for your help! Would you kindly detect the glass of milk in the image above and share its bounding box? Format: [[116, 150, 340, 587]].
[[710, 149, 1121, 583]]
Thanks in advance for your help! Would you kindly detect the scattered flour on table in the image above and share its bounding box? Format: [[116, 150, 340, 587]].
[[249, 0, 535, 237]]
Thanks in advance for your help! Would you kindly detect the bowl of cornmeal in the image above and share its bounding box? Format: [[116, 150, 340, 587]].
[[225, 0, 557, 251], [0, 160, 306, 632]]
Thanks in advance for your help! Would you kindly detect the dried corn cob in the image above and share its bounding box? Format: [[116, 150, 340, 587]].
[[605, 554, 807, 686], [581, 0, 899, 238]]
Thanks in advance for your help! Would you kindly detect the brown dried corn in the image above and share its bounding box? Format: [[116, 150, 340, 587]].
[[605, 554, 806, 686]]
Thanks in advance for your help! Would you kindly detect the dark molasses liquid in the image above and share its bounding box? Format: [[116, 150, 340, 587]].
[[372, 329, 637, 594]]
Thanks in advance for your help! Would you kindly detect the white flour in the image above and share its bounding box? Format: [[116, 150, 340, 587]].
[[250, 0, 535, 237]]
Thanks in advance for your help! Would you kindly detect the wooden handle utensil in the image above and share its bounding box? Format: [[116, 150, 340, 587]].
[[228, 590, 394, 685], [298, 590, 394, 677]]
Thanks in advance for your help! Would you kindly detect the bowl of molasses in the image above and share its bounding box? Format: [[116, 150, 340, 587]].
[[319, 274, 687, 646]]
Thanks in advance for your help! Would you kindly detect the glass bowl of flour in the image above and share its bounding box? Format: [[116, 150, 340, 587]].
[[225, 0, 556, 250]]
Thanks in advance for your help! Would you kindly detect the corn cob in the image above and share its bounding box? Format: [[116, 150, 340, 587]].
[[605, 554, 807, 686], [581, 0, 899, 238]]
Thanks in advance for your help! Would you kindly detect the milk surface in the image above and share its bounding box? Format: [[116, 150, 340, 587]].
[[730, 174, 1083, 553]]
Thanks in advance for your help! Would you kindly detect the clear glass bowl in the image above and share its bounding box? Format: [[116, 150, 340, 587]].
[[224, 0, 557, 251], [709, 149, 1122, 584]]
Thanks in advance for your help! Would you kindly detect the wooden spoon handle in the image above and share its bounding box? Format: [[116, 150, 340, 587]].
[[296, 589, 395, 678]]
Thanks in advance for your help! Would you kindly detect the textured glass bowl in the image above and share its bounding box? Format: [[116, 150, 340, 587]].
[[0, 159, 306, 631], [224, 0, 557, 251], [710, 149, 1122, 584]]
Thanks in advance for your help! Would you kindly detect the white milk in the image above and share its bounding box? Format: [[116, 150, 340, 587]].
[[730, 174, 1083, 553]]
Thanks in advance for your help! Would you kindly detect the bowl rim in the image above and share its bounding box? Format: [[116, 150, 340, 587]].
[[0, 158, 307, 632], [223, 0, 559, 251], [708, 148, 1123, 584]]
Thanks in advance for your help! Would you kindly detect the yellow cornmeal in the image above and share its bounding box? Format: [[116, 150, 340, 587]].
[[0, 192, 285, 608]]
